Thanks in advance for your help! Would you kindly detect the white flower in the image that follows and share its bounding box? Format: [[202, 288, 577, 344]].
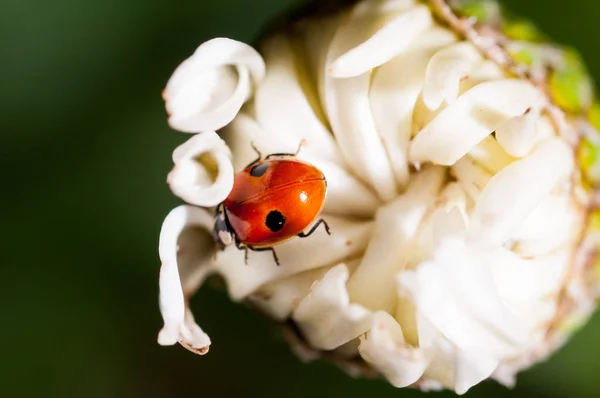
[[167, 131, 234, 207], [157, 0, 599, 394], [164, 38, 265, 133]]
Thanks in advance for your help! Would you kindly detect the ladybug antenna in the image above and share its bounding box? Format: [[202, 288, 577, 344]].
[[245, 141, 264, 168], [295, 139, 307, 156], [250, 141, 263, 160]]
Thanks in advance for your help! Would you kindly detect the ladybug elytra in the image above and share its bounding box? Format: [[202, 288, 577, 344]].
[[212, 144, 330, 265]]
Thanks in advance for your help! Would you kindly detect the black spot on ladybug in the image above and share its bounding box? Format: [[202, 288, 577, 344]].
[[250, 163, 269, 177], [265, 210, 286, 232]]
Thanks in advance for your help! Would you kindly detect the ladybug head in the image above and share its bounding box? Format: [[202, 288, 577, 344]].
[[211, 204, 234, 250]]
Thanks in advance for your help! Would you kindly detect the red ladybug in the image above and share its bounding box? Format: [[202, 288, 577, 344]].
[[212, 144, 330, 265]]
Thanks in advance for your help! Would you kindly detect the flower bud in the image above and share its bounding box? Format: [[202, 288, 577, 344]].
[[157, 0, 600, 394]]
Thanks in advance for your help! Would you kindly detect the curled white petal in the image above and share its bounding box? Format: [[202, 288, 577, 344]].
[[422, 42, 482, 111], [495, 109, 541, 158], [410, 60, 506, 140], [158, 253, 187, 347], [409, 79, 544, 166], [359, 312, 428, 387], [470, 137, 574, 246], [164, 38, 265, 132], [157, 205, 216, 354], [329, 4, 432, 78], [293, 264, 373, 350], [168, 131, 234, 207]]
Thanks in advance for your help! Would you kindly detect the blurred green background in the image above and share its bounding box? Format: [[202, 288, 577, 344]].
[[2, 0, 600, 396]]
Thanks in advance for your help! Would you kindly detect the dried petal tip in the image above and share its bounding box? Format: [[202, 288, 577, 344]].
[[164, 38, 265, 133]]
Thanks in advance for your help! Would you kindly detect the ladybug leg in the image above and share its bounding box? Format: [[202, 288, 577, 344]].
[[245, 142, 264, 168], [234, 238, 250, 264], [297, 218, 331, 238], [247, 245, 280, 266]]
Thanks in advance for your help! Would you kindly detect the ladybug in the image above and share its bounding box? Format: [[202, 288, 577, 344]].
[[212, 143, 330, 265]]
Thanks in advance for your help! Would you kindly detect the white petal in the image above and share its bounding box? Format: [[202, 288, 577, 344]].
[[415, 315, 499, 394], [324, 2, 408, 201], [488, 247, 570, 302], [495, 109, 541, 158], [248, 266, 333, 321], [501, 298, 557, 337], [157, 205, 215, 354], [467, 136, 514, 174], [454, 351, 500, 394], [458, 59, 505, 94], [409, 79, 544, 166], [416, 378, 445, 392], [370, 27, 457, 187], [431, 206, 468, 246], [451, 156, 492, 203], [178, 309, 212, 355], [437, 182, 469, 217], [293, 264, 373, 350], [254, 34, 342, 163], [410, 183, 470, 262], [328, 4, 432, 78], [222, 113, 382, 217], [422, 42, 482, 111], [535, 114, 559, 142], [296, 13, 342, 115], [212, 215, 373, 300], [347, 166, 446, 312], [470, 138, 574, 246], [492, 354, 535, 389], [513, 195, 584, 256], [164, 38, 265, 132], [168, 132, 234, 207], [158, 253, 187, 347], [358, 312, 428, 387], [249, 258, 362, 322]]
